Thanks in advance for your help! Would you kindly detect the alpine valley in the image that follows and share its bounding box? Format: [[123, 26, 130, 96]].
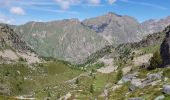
[[1, 12, 170, 100]]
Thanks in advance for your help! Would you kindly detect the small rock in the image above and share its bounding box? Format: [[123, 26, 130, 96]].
[[129, 85, 137, 92], [129, 97, 144, 100], [131, 79, 142, 87], [147, 73, 162, 81], [163, 85, 170, 95], [118, 73, 138, 84], [164, 77, 168, 81], [154, 95, 165, 100]]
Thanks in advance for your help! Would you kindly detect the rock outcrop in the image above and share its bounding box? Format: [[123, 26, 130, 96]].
[[0, 24, 32, 52], [160, 25, 170, 66], [0, 24, 40, 64]]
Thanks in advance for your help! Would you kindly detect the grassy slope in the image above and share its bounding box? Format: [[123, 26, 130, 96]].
[[0, 61, 82, 99]]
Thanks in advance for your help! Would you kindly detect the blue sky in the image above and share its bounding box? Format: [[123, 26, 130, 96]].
[[0, 0, 170, 25]]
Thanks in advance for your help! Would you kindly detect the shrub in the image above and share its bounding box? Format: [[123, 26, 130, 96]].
[[75, 78, 79, 84], [90, 84, 94, 94], [148, 50, 162, 70], [163, 68, 170, 78], [116, 70, 123, 82], [95, 62, 104, 69], [19, 57, 26, 62]]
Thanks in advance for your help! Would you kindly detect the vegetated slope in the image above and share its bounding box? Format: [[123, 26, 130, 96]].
[[0, 24, 40, 63], [14, 19, 108, 64], [0, 61, 83, 99], [82, 12, 142, 44]]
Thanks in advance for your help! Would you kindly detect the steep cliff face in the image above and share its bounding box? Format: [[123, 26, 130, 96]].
[[160, 26, 170, 66]]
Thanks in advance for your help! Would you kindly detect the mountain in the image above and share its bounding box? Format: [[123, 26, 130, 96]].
[[12, 12, 170, 64], [0, 24, 40, 64], [83, 13, 170, 44], [141, 16, 170, 35], [82, 12, 142, 44], [14, 19, 108, 64]]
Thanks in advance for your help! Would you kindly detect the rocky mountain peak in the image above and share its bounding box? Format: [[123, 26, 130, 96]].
[[106, 12, 122, 17], [160, 25, 170, 66], [82, 12, 141, 44]]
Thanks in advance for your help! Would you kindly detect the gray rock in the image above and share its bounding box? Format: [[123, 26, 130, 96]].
[[147, 73, 162, 81], [118, 73, 138, 84], [154, 95, 165, 100], [129, 97, 144, 100], [163, 85, 170, 95], [0, 84, 10, 95], [129, 85, 137, 92], [129, 79, 142, 91]]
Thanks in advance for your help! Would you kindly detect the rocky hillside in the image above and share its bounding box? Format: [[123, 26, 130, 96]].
[[141, 16, 170, 35], [83, 13, 170, 44], [11, 12, 170, 64], [82, 12, 142, 44], [0, 24, 40, 64], [14, 19, 108, 64], [0, 24, 31, 51]]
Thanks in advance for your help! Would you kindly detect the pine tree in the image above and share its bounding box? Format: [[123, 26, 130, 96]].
[[116, 70, 123, 82], [148, 50, 162, 70]]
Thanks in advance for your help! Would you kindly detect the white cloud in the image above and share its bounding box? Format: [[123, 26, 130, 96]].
[[10, 7, 25, 15], [0, 13, 14, 24], [88, 0, 101, 5], [120, 0, 168, 10], [54, 0, 80, 10], [108, 0, 117, 4]]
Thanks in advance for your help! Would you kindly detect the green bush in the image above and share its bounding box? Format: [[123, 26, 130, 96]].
[[148, 50, 162, 70], [90, 84, 94, 94], [116, 70, 123, 82], [163, 68, 170, 78], [75, 78, 79, 84]]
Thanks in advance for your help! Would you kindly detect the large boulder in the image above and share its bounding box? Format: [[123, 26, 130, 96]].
[[160, 26, 170, 66]]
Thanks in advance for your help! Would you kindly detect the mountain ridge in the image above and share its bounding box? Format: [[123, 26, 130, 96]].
[[8, 12, 170, 64]]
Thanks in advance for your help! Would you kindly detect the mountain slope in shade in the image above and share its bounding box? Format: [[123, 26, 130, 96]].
[[82, 12, 142, 44], [14, 19, 108, 64], [0, 24, 40, 64]]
